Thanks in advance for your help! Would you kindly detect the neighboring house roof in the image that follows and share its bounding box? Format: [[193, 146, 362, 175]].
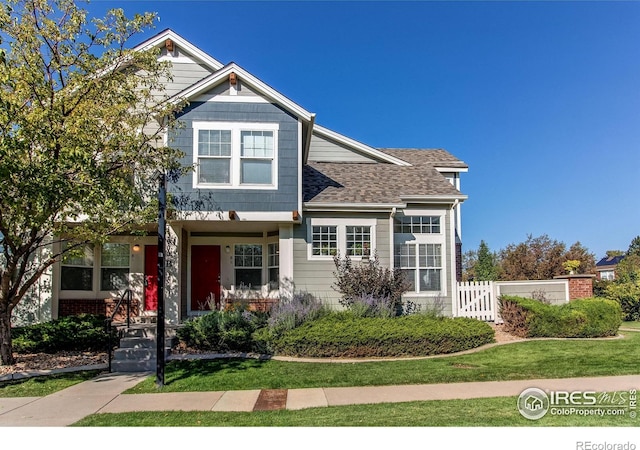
[[595, 255, 625, 270], [303, 149, 467, 208]]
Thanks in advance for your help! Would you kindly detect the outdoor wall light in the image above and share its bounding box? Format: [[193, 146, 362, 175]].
[[225, 245, 231, 253], [133, 244, 141, 252]]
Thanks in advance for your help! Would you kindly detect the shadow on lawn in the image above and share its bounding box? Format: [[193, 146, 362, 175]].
[[163, 358, 270, 385]]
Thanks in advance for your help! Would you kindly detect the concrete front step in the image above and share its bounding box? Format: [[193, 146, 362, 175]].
[[111, 325, 179, 372], [118, 336, 178, 349]]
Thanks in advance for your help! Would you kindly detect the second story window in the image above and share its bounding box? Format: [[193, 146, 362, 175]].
[[197, 130, 232, 184], [193, 121, 278, 189]]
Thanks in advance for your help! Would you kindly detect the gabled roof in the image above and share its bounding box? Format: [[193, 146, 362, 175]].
[[133, 28, 224, 72], [136, 29, 451, 172], [304, 149, 467, 209], [166, 62, 315, 122], [596, 255, 625, 268]]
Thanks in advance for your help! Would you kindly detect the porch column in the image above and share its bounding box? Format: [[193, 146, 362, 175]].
[[164, 224, 181, 324], [279, 224, 294, 300]]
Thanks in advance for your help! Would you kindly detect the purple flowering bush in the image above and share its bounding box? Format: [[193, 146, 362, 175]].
[[332, 253, 411, 315]]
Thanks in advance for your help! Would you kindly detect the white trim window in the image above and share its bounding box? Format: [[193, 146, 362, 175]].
[[60, 244, 94, 291], [308, 218, 376, 260], [196, 129, 232, 184], [346, 226, 371, 257], [234, 244, 263, 288], [193, 121, 278, 189], [394, 216, 441, 234], [100, 243, 130, 291], [395, 243, 442, 292], [268, 242, 279, 290], [311, 225, 337, 257]]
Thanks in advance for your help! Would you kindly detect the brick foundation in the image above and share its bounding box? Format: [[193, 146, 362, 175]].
[[554, 275, 595, 300], [59, 298, 140, 321]]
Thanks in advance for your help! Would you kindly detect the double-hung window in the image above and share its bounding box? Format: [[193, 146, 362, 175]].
[[197, 130, 232, 184], [241, 131, 274, 184], [61, 244, 94, 291], [395, 243, 442, 292], [268, 243, 279, 290], [234, 244, 263, 288], [394, 212, 445, 294], [100, 243, 130, 291], [193, 122, 278, 189]]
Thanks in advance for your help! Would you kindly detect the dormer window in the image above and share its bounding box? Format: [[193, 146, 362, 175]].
[[193, 121, 278, 189]]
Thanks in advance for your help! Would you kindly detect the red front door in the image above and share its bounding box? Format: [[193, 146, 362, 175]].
[[144, 245, 158, 311], [191, 245, 221, 312]]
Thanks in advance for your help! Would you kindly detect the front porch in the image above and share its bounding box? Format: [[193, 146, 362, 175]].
[[54, 218, 295, 324]]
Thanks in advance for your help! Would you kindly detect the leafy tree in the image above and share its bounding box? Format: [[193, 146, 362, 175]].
[[0, 0, 184, 365], [606, 250, 624, 258], [498, 235, 597, 281], [627, 236, 640, 257], [564, 241, 596, 274], [475, 240, 499, 281], [499, 234, 566, 280], [461, 249, 477, 281], [600, 236, 640, 321]]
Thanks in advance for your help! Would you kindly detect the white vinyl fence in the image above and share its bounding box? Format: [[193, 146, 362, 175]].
[[455, 279, 570, 322]]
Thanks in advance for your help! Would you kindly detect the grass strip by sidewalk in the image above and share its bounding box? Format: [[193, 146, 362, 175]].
[[126, 331, 640, 393], [73, 394, 639, 427], [0, 370, 101, 398]]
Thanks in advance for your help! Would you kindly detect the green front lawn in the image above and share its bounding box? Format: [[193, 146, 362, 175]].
[[0, 370, 102, 398], [73, 394, 639, 427], [621, 321, 640, 330], [127, 331, 640, 393]]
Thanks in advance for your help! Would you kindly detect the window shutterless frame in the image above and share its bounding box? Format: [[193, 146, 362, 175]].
[[192, 121, 279, 190]]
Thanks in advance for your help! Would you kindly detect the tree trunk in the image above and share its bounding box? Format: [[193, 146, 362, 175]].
[[0, 306, 15, 366]]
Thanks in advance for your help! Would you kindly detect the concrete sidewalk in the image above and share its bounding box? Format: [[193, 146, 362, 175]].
[[1, 372, 638, 426]]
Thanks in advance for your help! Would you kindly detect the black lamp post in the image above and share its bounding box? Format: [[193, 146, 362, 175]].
[[156, 172, 166, 387]]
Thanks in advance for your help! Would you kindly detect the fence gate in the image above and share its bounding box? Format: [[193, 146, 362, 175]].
[[456, 281, 497, 321]]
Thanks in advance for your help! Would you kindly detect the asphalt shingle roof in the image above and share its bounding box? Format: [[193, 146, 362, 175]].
[[303, 148, 467, 204]]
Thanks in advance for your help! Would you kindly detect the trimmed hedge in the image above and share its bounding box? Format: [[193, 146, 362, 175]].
[[499, 296, 622, 338], [12, 314, 114, 353], [270, 312, 495, 358], [177, 310, 268, 353]]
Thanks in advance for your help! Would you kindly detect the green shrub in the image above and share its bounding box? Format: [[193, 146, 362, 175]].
[[270, 312, 495, 358], [12, 314, 113, 353], [176, 310, 266, 352], [498, 296, 622, 338], [603, 281, 640, 321]]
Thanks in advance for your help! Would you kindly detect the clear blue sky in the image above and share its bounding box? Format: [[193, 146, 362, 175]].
[[87, 0, 640, 259]]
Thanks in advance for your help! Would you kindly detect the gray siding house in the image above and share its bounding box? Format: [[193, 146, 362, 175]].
[[50, 29, 468, 324]]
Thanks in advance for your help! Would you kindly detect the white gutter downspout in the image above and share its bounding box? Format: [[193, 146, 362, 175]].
[[450, 200, 459, 317], [389, 207, 397, 269]]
